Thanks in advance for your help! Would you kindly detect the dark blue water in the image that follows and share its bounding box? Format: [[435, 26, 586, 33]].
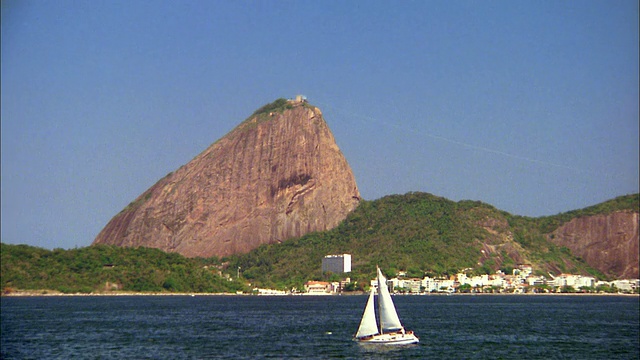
[[2, 295, 638, 359]]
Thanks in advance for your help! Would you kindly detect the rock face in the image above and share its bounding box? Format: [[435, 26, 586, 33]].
[[93, 100, 361, 258], [549, 211, 639, 279]]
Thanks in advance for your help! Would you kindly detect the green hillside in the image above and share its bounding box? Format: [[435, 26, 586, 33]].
[[225, 192, 638, 290], [522, 193, 639, 233], [1, 244, 244, 294], [2, 193, 637, 294]]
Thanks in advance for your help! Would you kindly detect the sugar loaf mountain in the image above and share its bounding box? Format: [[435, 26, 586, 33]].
[[93, 98, 360, 258], [93, 98, 639, 281]]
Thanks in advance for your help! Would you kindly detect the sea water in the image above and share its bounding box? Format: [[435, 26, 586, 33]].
[[1, 294, 638, 359]]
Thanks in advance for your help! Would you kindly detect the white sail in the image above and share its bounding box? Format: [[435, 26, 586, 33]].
[[377, 267, 403, 332], [355, 288, 378, 338]]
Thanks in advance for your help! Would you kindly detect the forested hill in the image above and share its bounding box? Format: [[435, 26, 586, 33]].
[[2, 193, 638, 293], [225, 193, 639, 289], [516, 192, 639, 233], [0, 244, 242, 294]]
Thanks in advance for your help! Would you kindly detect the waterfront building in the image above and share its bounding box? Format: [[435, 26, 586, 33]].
[[321, 254, 351, 274], [436, 279, 455, 293], [422, 277, 438, 292], [515, 264, 533, 277], [574, 276, 596, 289], [526, 276, 546, 286], [387, 277, 399, 290], [404, 279, 422, 293], [612, 279, 635, 291], [488, 275, 505, 288], [304, 281, 332, 294], [255, 288, 288, 295]]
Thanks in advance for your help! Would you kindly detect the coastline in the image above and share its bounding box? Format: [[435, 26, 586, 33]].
[[1, 290, 244, 297], [2, 289, 638, 297]]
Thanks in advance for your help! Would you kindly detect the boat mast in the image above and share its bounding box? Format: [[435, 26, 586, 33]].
[[377, 266, 383, 335]]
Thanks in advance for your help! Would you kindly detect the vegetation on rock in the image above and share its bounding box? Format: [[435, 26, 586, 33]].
[[250, 98, 293, 117], [226, 192, 635, 290], [2, 193, 637, 293], [525, 193, 639, 233], [1, 244, 245, 294]]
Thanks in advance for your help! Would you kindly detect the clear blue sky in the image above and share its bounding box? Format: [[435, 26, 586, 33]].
[[2, 0, 638, 250]]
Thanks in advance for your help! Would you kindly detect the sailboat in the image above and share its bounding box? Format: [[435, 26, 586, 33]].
[[354, 267, 419, 345]]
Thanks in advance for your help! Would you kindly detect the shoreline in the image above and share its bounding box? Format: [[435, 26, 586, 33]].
[[1, 290, 244, 297], [2, 290, 638, 297]]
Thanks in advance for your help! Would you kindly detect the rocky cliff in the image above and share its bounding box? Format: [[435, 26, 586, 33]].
[[549, 211, 639, 279], [93, 99, 361, 258]]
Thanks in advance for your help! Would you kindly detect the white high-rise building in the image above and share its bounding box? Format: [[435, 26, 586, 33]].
[[322, 254, 352, 274]]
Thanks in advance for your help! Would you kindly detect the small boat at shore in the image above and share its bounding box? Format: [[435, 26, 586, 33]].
[[354, 266, 419, 345]]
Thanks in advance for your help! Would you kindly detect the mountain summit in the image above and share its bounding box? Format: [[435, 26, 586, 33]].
[[93, 98, 361, 257]]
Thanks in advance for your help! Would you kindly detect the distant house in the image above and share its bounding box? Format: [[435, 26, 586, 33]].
[[515, 264, 533, 277], [255, 288, 287, 295], [304, 281, 332, 295], [612, 280, 635, 291], [400, 278, 422, 293]]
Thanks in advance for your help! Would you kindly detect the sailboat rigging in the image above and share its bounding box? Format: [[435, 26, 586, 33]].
[[354, 266, 419, 345]]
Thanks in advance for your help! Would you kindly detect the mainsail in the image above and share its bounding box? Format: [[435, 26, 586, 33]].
[[355, 288, 378, 338], [377, 267, 403, 332], [354, 266, 419, 344]]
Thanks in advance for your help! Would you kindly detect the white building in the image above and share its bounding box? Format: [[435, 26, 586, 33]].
[[515, 264, 533, 277], [574, 276, 596, 289], [549, 274, 595, 289], [294, 94, 307, 103], [435, 279, 455, 293], [321, 254, 351, 274], [457, 273, 469, 285], [458, 274, 491, 288], [387, 277, 399, 290], [488, 274, 505, 288], [422, 277, 439, 293], [255, 288, 288, 295], [612, 280, 635, 291], [304, 281, 332, 295], [399, 278, 422, 293], [526, 276, 546, 286]]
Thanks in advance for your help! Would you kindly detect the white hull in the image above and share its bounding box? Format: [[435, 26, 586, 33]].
[[356, 332, 419, 345], [354, 267, 419, 346]]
